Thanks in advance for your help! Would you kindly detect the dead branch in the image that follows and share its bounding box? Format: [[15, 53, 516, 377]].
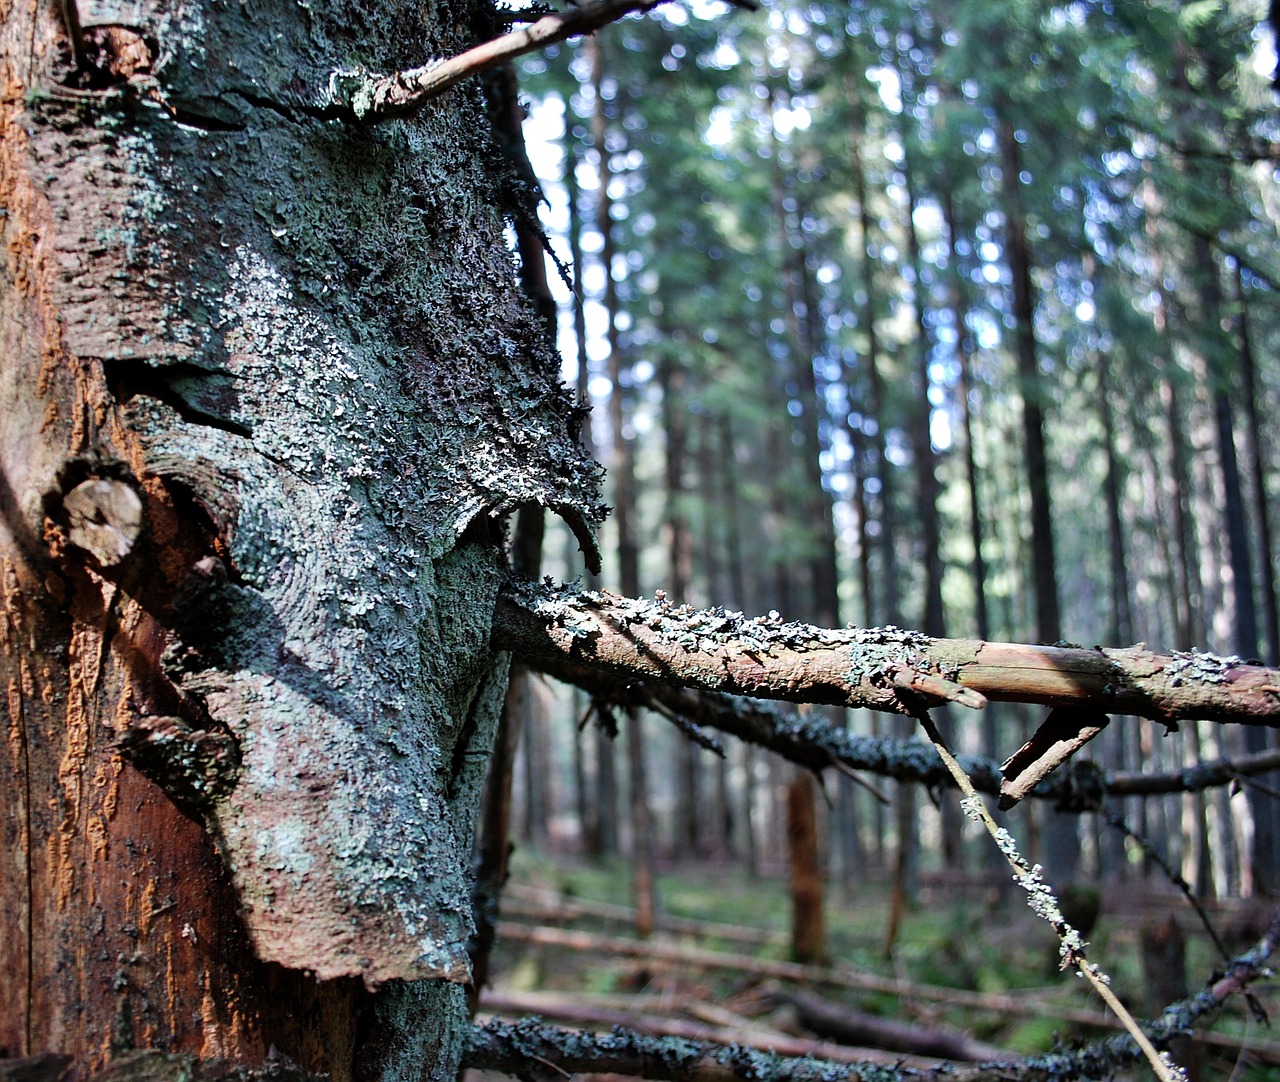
[[493, 582, 1280, 728], [497, 923, 1117, 1028], [466, 910, 1280, 1082], [918, 713, 1175, 1082], [500, 883, 784, 945], [521, 652, 1280, 803], [478, 990, 950, 1067], [768, 986, 1006, 1062], [328, 0, 662, 120]]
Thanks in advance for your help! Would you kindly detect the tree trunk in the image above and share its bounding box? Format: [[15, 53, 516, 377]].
[[589, 32, 655, 915], [850, 115, 899, 628], [660, 355, 700, 858], [996, 108, 1060, 647], [849, 81, 903, 890], [996, 103, 1075, 877], [1234, 262, 1279, 668], [786, 775, 826, 966], [0, 2, 600, 1078]]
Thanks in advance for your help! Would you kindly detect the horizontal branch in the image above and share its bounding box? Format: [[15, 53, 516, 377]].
[[493, 582, 1280, 727], [467, 911, 1280, 1082], [529, 654, 1280, 802], [327, 0, 662, 120], [478, 989, 965, 1067]]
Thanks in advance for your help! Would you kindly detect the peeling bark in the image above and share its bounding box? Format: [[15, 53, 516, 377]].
[[1, 0, 599, 1075]]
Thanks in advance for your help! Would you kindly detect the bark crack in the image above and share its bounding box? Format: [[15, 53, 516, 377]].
[[107, 361, 253, 440]]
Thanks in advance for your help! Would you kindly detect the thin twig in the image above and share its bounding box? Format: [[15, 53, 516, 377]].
[[643, 693, 726, 756], [1232, 773, 1280, 801], [328, 0, 666, 120], [1101, 808, 1231, 962], [916, 711, 1186, 1082]]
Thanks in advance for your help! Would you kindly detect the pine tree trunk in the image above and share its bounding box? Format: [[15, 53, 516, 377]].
[[589, 33, 654, 913], [660, 355, 700, 858], [996, 103, 1077, 878], [1192, 234, 1275, 893], [0, 2, 600, 1077], [786, 775, 826, 966], [1235, 262, 1279, 668]]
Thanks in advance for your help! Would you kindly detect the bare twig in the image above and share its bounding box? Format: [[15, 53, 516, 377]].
[[998, 708, 1110, 809], [916, 711, 1184, 1082], [1101, 809, 1231, 962], [328, 0, 664, 120], [497, 923, 1125, 1027], [494, 920, 1280, 1060]]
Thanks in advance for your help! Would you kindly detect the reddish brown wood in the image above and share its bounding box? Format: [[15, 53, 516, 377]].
[[786, 775, 826, 966]]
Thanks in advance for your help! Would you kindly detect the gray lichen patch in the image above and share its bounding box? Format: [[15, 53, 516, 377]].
[[844, 626, 933, 690], [1163, 649, 1248, 687], [513, 581, 860, 658]]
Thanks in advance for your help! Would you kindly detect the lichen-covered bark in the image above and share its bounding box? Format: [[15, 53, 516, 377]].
[[1, 0, 599, 1076], [494, 583, 1280, 727]]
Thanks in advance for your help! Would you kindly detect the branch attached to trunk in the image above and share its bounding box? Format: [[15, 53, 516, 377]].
[[492, 582, 1280, 728], [519, 654, 1280, 802], [465, 909, 1280, 1082], [328, 0, 663, 120]]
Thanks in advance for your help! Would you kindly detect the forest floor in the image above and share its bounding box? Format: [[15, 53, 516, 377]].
[[476, 849, 1280, 1080]]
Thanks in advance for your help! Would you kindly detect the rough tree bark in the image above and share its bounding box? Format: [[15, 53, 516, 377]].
[[0, 2, 601, 1079]]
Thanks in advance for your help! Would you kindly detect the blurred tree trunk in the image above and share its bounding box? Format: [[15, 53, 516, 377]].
[[1235, 262, 1279, 669], [660, 353, 701, 859], [718, 417, 757, 874], [942, 187, 1003, 878], [850, 76, 904, 894], [590, 34, 654, 919], [698, 427, 736, 861], [900, 136, 960, 871], [1092, 301, 1133, 647], [786, 775, 826, 965], [1140, 175, 1204, 653], [996, 107, 1061, 649], [996, 102, 1078, 878], [563, 115, 598, 855], [1234, 259, 1280, 890], [1199, 238, 1275, 893], [851, 117, 899, 630]]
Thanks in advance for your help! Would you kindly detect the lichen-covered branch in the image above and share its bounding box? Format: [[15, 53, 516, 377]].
[[492, 582, 1280, 727], [917, 715, 1178, 1082], [327, 0, 664, 120], [519, 655, 1280, 802], [464, 908, 1280, 1082]]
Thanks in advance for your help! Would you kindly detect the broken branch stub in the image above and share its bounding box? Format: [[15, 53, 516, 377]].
[[998, 708, 1111, 809], [61, 477, 144, 566]]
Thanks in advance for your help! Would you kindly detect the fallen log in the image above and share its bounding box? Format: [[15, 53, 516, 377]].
[[770, 986, 1004, 1062], [495, 922, 1280, 1061]]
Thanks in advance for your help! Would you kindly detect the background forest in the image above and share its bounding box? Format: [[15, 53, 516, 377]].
[[470, 0, 1280, 1069]]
